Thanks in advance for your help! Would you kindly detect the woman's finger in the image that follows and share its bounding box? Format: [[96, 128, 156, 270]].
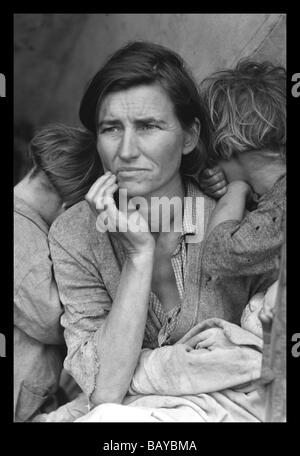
[[87, 176, 116, 209], [195, 338, 212, 349], [96, 199, 118, 233], [96, 175, 117, 199], [88, 171, 112, 193], [185, 330, 212, 347], [94, 183, 119, 211], [86, 172, 113, 201]]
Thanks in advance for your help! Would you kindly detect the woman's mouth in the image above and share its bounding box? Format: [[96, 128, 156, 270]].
[[117, 168, 149, 178]]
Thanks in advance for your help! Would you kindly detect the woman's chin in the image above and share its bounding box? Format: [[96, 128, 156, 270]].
[[118, 181, 152, 198]]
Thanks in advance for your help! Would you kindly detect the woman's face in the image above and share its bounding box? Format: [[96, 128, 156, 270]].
[[96, 83, 197, 198]]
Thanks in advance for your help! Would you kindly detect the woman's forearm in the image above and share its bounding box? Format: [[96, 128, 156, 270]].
[[91, 250, 154, 405], [205, 180, 251, 238]]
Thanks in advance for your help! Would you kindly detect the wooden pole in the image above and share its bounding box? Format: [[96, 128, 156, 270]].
[[261, 219, 286, 421]]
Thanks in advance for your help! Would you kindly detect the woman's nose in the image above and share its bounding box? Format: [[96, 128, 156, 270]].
[[118, 130, 140, 160]]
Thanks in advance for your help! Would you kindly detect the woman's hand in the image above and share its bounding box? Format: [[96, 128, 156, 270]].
[[185, 327, 235, 350], [85, 172, 155, 257], [198, 165, 228, 199]]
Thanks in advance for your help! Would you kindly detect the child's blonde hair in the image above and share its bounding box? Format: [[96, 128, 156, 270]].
[[200, 59, 286, 162]]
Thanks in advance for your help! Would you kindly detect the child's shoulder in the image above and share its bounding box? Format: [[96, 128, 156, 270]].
[[264, 174, 285, 201], [258, 174, 286, 211]]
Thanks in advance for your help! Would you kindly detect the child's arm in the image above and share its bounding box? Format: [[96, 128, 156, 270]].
[[205, 180, 251, 239], [202, 181, 285, 277]]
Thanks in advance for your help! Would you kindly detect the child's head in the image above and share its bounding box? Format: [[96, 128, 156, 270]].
[[201, 59, 286, 168], [29, 123, 103, 209]]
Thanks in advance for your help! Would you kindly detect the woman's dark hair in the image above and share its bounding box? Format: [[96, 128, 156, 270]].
[[79, 41, 212, 177], [29, 123, 103, 208]]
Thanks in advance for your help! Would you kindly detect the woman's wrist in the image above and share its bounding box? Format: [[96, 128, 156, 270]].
[[127, 247, 155, 265]]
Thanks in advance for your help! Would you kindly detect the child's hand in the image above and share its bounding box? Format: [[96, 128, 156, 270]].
[[198, 165, 228, 199], [241, 293, 264, 338], [259, 281, 279, 328]]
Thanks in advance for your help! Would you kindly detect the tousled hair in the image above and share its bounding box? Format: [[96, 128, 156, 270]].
[[29, 123, 103, 208], [79, 41, 212, 176], [200, 59, 286, 162]]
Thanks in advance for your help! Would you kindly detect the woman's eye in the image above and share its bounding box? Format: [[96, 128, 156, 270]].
[[141, 124, 158, 131], [101, 126, 120, 134]]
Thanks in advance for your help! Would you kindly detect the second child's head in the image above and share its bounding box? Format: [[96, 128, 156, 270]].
[[29, 123, 103, 210], [201, 59, 286, 186]]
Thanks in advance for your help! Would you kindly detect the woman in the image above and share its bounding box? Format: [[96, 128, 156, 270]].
[[48, 42, 276, 412], [14, 123, 102, 421]]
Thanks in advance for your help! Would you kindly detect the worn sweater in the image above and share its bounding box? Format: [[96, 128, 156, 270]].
[[48, 180, 277, 398]]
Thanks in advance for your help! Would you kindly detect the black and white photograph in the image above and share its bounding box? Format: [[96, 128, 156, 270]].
[[12, 13, 287, 428]]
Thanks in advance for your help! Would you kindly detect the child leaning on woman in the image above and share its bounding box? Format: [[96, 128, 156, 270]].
[[198, 59, 286, 310]]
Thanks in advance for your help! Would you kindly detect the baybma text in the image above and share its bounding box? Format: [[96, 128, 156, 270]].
[[103, 440, 197, 452], [147, 441, 197, 451]]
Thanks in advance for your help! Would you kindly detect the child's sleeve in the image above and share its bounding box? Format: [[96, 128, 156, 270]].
[[202, 197, 285, 277]]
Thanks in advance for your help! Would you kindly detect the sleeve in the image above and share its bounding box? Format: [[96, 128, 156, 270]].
[[129, 342, 262, 396], [48, 232, 112, 399], [14, 251, 64, 345], [202, 198, 285, 277], [128, 318, 264, 396]]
